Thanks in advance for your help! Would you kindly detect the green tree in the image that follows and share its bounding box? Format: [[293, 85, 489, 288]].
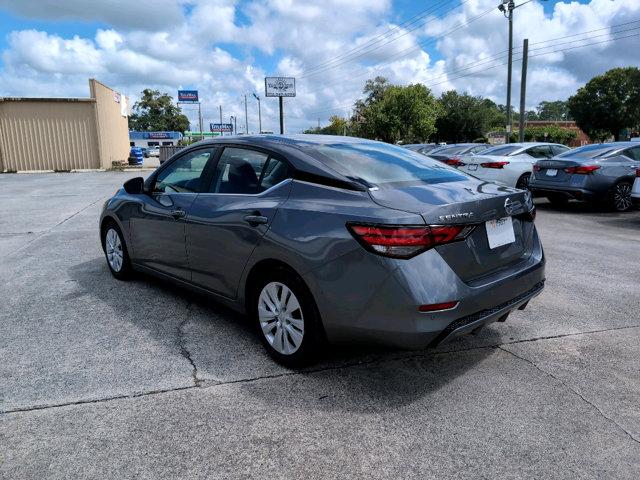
[[128, 89, 190, 132], [304, 116, 349, 135], [351, 78, 439, 143], [568, 67, 640, 141], [435, 91, 503, 143], [536, 100, 571, 121]]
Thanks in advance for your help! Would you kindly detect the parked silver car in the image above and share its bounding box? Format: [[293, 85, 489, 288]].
[[530, 142, 640, 211], [100, 135, 545, 365]]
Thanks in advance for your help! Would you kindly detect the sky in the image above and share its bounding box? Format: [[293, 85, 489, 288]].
[[0, 0, 638, 134]]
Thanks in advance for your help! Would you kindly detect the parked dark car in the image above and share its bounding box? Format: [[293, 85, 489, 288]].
[[428, 143, 491, 166], [530, 142, 640, 211], [402, 143, 440, 155], [100, 135, 544, 366]]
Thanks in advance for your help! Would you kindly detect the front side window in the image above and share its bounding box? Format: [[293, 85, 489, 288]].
[[154, 148, 215, 193], [209, 147, 276, 194]]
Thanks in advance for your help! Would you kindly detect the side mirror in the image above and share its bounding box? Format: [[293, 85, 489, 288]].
[[123, 177, 145, 194]]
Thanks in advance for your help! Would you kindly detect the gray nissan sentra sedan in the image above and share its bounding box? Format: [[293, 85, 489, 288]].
[[100, 135, 545, 366]]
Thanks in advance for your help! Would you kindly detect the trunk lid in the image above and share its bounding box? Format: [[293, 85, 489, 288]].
[[368, 179, 536, 282], [533, 158, 580, 183]]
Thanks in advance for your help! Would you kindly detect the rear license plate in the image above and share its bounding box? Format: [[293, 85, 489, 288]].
[[468, 164, 478, 171], [546, 168, 558, 176], [486, 217, 516, 249]]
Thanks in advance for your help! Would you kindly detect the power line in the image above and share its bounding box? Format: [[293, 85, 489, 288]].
[[300, 0, 458, 76], [308, 30, 638, 117]]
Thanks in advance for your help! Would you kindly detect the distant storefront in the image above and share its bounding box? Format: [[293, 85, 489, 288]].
[[129, 131, 183, 147]]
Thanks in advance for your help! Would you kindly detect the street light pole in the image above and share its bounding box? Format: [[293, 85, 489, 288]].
[[252, 93, 262, 134]]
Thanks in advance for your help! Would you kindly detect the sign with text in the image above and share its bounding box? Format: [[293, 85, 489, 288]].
[[178, 90, 199, 103], [265, 77, 296, 97], [210, 123, 233, 133]]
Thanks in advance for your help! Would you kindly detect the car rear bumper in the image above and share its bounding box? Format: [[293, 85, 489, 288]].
[[529, 185, 598, 201], [305, 228, 545, 349]]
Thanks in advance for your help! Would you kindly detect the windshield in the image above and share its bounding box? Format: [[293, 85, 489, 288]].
[[431, 145, 472, 156], [480, 145, 523, 156], [557, 144, 618, 159], [304, 141, 468, 187]]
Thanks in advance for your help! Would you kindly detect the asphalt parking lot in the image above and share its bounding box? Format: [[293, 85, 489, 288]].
[[1, 171, 639, 479]]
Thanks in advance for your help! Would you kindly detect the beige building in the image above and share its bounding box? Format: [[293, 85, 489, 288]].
[[0, 79, 130, 172]]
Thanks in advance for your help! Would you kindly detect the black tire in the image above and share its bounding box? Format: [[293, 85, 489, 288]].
[[607, 181, 634, 212], [250, 267, 323, 367], [516, 172, 531, 190], [547, 194, 569, 207], [101, 221, 133, 280]]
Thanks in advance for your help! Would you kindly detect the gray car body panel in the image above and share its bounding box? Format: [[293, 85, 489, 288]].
[[101, 135, 545, 349]]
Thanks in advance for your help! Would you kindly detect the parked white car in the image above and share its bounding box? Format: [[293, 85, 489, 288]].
[[632, 167, 640, 206], [457, 142, 571, 189]]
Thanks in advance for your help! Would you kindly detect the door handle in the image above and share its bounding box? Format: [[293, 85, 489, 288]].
[[244, 214, 269, 226], [171, 208, 186, 220]]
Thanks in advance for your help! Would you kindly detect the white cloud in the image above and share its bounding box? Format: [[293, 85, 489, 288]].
[[0, 0, 639, 132]]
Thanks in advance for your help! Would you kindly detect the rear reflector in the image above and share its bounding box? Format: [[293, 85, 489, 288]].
[[481, 161, 509, 169], [444, 158, 465, 167], [564, 165, 600, 174], [419, 301, 459, 312], [636, 168, 640, 177], [347, 223, 475, 259]]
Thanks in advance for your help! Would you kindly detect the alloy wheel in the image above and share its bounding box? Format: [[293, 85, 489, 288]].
[[105, 228, 124, 272], [613, 183, 633, 211], [516, 173, 530, 190], [258, 281, 305, 355]]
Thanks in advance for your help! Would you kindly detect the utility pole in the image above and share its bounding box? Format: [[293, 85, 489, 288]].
[[252, 94, 262, 134], [230, 115, 236, 135], [244, 94, 249, 135], [498, 0, 515, 144], [519, 38, 529, 143], [499, 0, 547, 144]]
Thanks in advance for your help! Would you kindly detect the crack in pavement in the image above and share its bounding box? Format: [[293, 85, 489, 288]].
[[177, 300, 203, 387], [1, 323, 639, 416], [498, 345, 640, 447]]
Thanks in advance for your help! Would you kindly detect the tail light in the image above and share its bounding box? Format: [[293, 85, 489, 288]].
[[444, 158, 465, 167], [564, 165, 600, 174], [347, 223, 475, 259], [636, 168, 640, 177], [481, 161, 509, 169], [533, 165, 542, 172]]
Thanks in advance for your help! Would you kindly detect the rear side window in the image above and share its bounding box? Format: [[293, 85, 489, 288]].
[[527, 146, 553, 159], [551, 145, 570, 156], [623, 147, 640, 161], [209, 147, 289, 194], [303, 141, 467, 187], [557, 144, 616, 159]]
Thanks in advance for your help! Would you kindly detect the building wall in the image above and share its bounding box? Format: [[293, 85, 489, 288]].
[[0, 99, 100, 171], [90, 79, 130, 169], [0, 79, 129, 172]]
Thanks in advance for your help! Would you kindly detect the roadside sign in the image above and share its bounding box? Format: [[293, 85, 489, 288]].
[[265, 77, 296, 97], [178, 90, 199, 103], [210, 123, 233, 133]]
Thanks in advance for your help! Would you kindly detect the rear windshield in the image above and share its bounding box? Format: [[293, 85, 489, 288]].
[[481, 145, 522, 156], [557, 144, 618, 159], [303, 141, 468, 187]]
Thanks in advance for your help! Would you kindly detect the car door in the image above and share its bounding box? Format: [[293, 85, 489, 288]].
[[186, 146, 292, 298], [129, 146, 216, 280]]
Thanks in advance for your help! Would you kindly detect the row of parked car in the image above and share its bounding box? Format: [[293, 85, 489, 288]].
[[406, 141, 640, 212]]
